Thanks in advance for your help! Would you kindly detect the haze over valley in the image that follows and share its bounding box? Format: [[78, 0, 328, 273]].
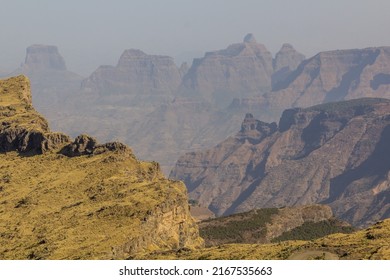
[[1, 0, 390, 260]]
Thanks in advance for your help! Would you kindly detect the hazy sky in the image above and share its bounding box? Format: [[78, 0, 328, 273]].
[[1, 0, 390, 75]]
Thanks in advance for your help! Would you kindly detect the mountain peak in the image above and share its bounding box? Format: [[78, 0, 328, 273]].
[[243, 33, 257, 43], [23, 44, 67, 71]]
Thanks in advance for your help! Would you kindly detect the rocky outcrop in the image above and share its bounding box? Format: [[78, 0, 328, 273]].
[[21, 45, 67, 71], [0, 75, 203, 259], [0, 75, 70, 154], [272, 43, 305, 87], [170, 98, 390, 227], [268, 47, 390, 115]]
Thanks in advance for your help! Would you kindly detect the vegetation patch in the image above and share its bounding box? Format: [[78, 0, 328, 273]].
[[200, 208, 279, 246], [272, 219, 355, 242]]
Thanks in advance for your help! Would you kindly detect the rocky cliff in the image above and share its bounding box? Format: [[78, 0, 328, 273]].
[[170, 98, 390, 227], [21, 45, 67, 71], [178, 34, 274, 107], [272, 43, 306, 87], [81, 49, 182, 106], [0, 75, 203, 259], [8, 45, 83, 130]]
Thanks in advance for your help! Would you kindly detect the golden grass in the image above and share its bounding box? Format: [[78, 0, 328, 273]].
[[0, 75, 202, 259]]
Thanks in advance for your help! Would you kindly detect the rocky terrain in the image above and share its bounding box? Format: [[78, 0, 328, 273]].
[[170, 98, 390, 227], [265, 46, 390, 119], [6, 40, 390, 178], [0, 75, 203, 259]]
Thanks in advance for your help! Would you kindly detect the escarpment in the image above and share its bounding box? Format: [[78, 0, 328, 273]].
[[171, 98, 390, 227], [0, 75, 203, 259]]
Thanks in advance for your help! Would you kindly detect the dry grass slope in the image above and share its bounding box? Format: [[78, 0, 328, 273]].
[[0, 76, 203, 259]]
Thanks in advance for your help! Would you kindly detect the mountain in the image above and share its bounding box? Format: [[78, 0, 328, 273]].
[[7, 45, 84, 129], [267, 47, 390, 118], [170, 98, 390, 227], [122, 36, 304, 172], [0, 75, 203, 259], [20, 45, 67, 71], [80, 49, 182, 106], [178, 34, 293, 108]]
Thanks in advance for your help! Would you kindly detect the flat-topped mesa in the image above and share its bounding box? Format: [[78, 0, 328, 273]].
[[22, 45, 67, 71], [81, 49, 181, 98], [116, 49, 178, 67]]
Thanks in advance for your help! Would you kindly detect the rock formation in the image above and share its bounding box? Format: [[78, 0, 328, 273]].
[[178, 34, 274, 107], [170, 98, 390, 227], [8, 45, 84, 131], [272, 43, 305, 87], [21, 45, 67, 71], [0, 75, 203, 259], [81, 49, 182, 105]]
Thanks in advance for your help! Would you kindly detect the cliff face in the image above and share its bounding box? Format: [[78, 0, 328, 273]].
[[268, 47, 390, 114], [170, 98, 390, 227], [81, 49, 182, 105], [0, 76, 203, 259], [272, 43, 306, 87], [178, 34, 274, 107]]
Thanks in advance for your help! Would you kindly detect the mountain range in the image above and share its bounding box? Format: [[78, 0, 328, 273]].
[[0, 75, 202, 259], [1, 33, 390, 259], [170, 98, 390, 227]]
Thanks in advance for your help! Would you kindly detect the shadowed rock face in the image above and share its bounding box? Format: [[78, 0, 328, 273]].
[[267, 47, 390, 115], [170, 98, 390, 227], [272, 43, 306, 88]]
